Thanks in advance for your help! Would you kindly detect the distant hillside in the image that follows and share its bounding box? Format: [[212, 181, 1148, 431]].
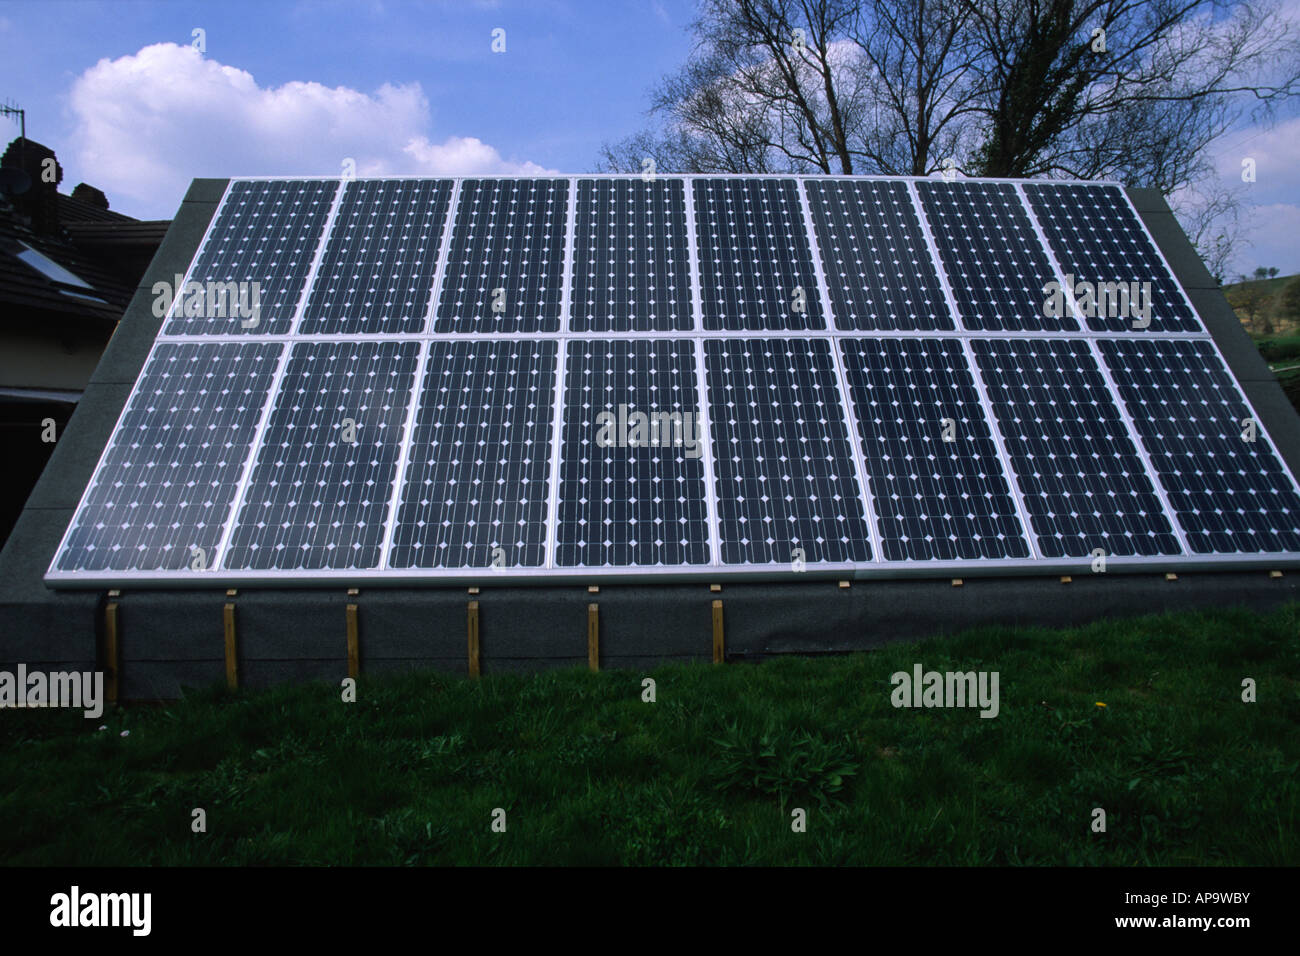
[[1222, 272, 1300, 337]]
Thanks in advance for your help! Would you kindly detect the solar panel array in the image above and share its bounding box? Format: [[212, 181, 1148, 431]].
[[47, 174, 1300, 586]]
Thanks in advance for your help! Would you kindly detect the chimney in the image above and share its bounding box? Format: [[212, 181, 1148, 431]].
[[1, 136, 62, 235], [71, 182, 109, 211]]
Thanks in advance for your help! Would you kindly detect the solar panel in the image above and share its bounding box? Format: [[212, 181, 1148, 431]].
[[300, 179, 454, 334], [1099, 338, 1300, 552], [434, 178, 568, 333], [222, 340, 421, 571], [705, 338, 872, 565], [165, 179, 337, 335], [54, 342, 281, 572], [1025, 183, 1201, 333], [916, 180, 1076, 333], [46, 174, 1300, 587], [388, 340, 557, 569], [555, 339, 711, 567], [839, 338, 1031, 561], [805, 179, 953, 331], [694, 178, 824, 331], [570, 179, 693, 332], [972, 338, 1180, 558]]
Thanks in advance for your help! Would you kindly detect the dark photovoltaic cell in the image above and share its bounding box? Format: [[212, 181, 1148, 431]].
[[1100, 338, 1300, 552], [916, 180, 1075, 333], [300, 179, 454, 334], [165, 179, 336, 335], [55, 342, 281, 571], [389, 340, 557, 569], [805, 180, 953, 331], [223, 340, 420, 570], [705, 338, 871, 564], [434, 178, 568, 333], [839, 338, 1029, 561], [1025, 183, 1202, 333], [694, 179, 824, 331], [570, 179, 693, 332], [973, 339, 1179, 557], [556, 339, 710, 567]]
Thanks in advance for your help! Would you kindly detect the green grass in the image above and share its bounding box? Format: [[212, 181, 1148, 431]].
[[2, 604, 1298, 865], [1253, 335, 1300, 365]]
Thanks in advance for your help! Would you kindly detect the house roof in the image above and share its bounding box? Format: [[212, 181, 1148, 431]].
[[0, 137, 170, 328]]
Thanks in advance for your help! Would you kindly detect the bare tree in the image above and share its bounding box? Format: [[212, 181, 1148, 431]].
[[601, 0, 1300, 186]]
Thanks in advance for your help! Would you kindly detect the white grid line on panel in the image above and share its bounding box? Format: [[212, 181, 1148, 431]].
[[211, 340, 294, 571], [693, 337, 723, 566], [683, 177, 705, 332], [289, 178, 347, 334], [45, 549, 1300, 589], [423, 178, 462, 333], [685, 178, 722, 564], [1014, 182, 1083, 331], [795, 178, 837, 331], [377, 340, 432, 570], [797, 178, 883, 562], [826, 339, 885, 564], [152, 328, 1217, 345], [163, 180, 234, 323], [957, 337, 1042, 561], [906, 180, 965, 331], [223, 173, 1125, 188], [559, 177, 578, 333], [1084, 337, 1193, 557], [1015, 182, 1195, 557], [543, 339, 568, 570], [1110, 188, 1204, 329], [908, 179, 1041, 560]]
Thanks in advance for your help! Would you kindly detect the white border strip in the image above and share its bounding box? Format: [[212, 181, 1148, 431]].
[[693, 337, 723, 566], [218, 173, 1125, 187], [959, 337, 1041, 560], [542, 339, 568, 570], [797, 178, 883, 563], [423, 178, 461, 333], [45, 550, 1300, 590], [289, 178, 347, 334], [1085, 338, 1193, 556], [907, 180, 965, 331], [685, 179, 722, 564], [377, 341, 431, 570]]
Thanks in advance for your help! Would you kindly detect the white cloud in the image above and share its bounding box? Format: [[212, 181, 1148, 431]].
[[1209, 114, 1300, 276], [67, 43, 553, 218]]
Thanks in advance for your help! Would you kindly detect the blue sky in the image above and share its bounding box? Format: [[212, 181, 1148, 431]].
[[0, 0, 1296, 277]]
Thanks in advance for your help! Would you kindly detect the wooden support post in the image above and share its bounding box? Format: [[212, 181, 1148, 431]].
[[951, 578, 963, 587], [587, 603, 599, 672], [1269, 570, 1283, 579], [345, 603, 360, 679], [1165, 573, 1178, 582], [711, 599, 724, 664], [223, 592, 238, 691], [103, 590, 120, 704], [1059, 575, 1072, 584], [838, 580, 850, 589], [709, 583, 721, 593], [467, 600, 481, 678]]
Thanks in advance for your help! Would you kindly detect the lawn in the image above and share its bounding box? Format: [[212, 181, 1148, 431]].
[[2, 604, 1297, 866]]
